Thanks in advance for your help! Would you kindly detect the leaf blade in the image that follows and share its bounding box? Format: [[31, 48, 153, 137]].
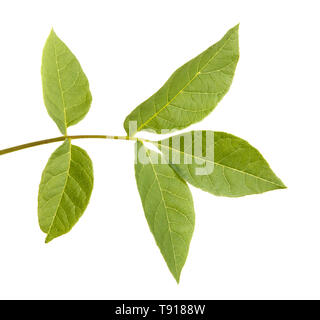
[[155, 131, 286, 197], [135, 141, 195, 282], [41, 29, 92, 135], [38, 139, 94, 243], [124, 25, 239, 135]]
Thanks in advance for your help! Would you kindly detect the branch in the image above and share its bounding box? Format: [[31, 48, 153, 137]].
[[0, 135, 149, 156]]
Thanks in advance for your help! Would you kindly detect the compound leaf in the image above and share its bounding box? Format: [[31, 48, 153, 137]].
[[155, 131, 286, 197], [41, 29, 92, 135], [124, 25, 239, 135], [38, 139, 94, 243], [135, 141, 195, 282]]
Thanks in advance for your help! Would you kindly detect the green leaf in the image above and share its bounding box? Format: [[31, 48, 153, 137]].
[[38, 139, 94, 243], [41, 29, 92, 135], [124, 25, 239, 136], [155, 131, 286, 197], [135, 141, 195, 282]]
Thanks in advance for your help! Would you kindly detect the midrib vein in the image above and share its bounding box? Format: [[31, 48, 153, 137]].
[[53, 34, 68, 134], [137, 31, 235, 132], [158, 144, 283, 187], [46, 140, 72, 240], [145, 148, 178, 278]]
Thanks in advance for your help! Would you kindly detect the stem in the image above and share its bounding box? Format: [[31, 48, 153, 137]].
[[0, 135, 150, 156]]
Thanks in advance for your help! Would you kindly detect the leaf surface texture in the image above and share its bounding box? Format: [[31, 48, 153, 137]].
[[155, 131, 286, 197], [135, 141, 195, 282], [124, 25, 239, 135], [38, 139, 94, 243], [41, 30, 92, 134]]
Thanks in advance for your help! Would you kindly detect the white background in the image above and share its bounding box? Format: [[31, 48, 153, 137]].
[[0, 0, 319, 299]]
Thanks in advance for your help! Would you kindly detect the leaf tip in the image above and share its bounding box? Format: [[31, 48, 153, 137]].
[[279, 182, 287, 189], [172, 270, 181, 284], [45, 234, 53, 244], [232, 23, 240, 33], [274, 176, 287, 190], [49, 27, 56, 37]]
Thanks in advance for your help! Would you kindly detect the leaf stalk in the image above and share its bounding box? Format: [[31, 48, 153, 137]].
[[0, 135, 149, 156]]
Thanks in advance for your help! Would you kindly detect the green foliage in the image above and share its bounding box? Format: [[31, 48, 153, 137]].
[[124, 25, 239, 135], [38, 30, 94, 243], [135, 141, 195, 283], [154, 131, 286, 197], [38, 139, 94, 243], [0, 25, 286, 282], [41, 29, 92, 135], [124, 25, 284, 280]]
